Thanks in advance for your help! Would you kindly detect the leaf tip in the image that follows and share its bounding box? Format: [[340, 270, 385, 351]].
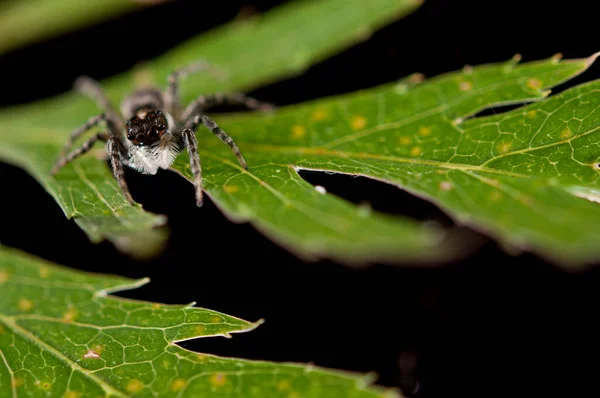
[[584, 50, 600, 69]]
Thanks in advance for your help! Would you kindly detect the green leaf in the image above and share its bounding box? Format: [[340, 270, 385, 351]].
[[0, 0, 170, 55], [0, 0, 422, 260], [180, 53, 600, 267], [0, 245, 400, 397]]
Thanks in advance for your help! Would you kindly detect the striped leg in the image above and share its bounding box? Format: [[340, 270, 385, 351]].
[[165, 61, 213, 118], [52, 132, 109, 174], [58, 113, 106, 160], [182, 93, 274, 121], [181, 128, 203, 207], [107, 137, 134, 204], [186, 114, 247, 170], [74, 76, 122, 134]]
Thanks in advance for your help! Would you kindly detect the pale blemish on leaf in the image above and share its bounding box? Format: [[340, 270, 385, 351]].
[[0, 271, 8, 283], [560, 128, 572, 139], [277, 380, 291, 390], [194, 325, 206, 334], [526, 110, 537, 118], [399, 136, 412, 145], [459, 80, 473, 91], [170, 378, 187, 392], [489, 191, 502, 201], [527, 78, 542, 90], [62, 307, 77, 322], [210, 373, 227, 387], [315, 185, 327, 194], [82, 349, 100, 359], [439, 181, 452, 191], [418, 126, 432, 136], [311, 109, 328, 121], [291, 124, 306, 139], [210, 315, 224, 323], [64, 391, 82, 398], [39, 266, 49, 278], [18, 298, 33, 312], [497, 142, 512, 154], [223, 185, 239, 194], [410, 147, 422, 156], [126, 379, 144, 393], [351, 116, 367, 130]]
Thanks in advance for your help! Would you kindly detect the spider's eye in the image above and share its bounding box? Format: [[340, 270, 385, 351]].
[[136, 133, 145, 142], [148, 129, 159, 138], [158, 124, 166, 131]]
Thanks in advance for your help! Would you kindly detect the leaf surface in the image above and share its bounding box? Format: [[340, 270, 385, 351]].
[[0, 0, 171, 55], [0, 0, 421, 260], [0, 246, 400, 397], [182, 54, 600, 266]]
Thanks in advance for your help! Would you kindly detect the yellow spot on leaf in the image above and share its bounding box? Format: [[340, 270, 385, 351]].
[[0, 271, 8, 283], [526, 110, 537, 118], [527, 78, 542, 90], [210, 315, 224, 323], [311, 109, 328, 121], [64, 391, 82, 398], [489, 191, 502, 201], [12, 378, 24, 388], [126, 379, 144, 394], [197, 354, 209, 362], [39, 266, 49, 278], [152, 303, 161, 310], [291, 125, 306, 139], [42, 382, 51, 390], [351, 116, 367, 130], [497, 142, 512, 154], [62, 307, 77, 322], [439, 181, 452, 191], [194, 325, 206, 335], [223, 185, 239, 194], [18, 299, 33, 312], [0, 325, 4, 334], [419, 126, 431, 136], [560, 128, 572, 139], [210, 373, 227, 387], [277, 380, 291, 391], [170, 378, 187, 392], [288, 392, 301, 398], [410, 147, 422, 157], [459, 81, 472, 91], [399, 136, 411, 145]]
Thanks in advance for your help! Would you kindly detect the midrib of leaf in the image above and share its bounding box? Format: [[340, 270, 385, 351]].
[[0, 315, 128, 397]]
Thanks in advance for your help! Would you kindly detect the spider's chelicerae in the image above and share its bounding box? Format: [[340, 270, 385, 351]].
[[52, 61, 273, 206]]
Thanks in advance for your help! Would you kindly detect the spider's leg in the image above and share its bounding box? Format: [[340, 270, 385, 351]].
[[107, 136, 134, 205], [182, 93, 275, 121], [74, 76, 123, 134], [52, 131, 110, 174], [165, 60, 217, 117], [181, 128, 203, 207], [186, 114, 247, 170], [58, 113, 107, 160]]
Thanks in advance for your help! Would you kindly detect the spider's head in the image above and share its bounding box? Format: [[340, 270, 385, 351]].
[[125, 109, 168, 146]]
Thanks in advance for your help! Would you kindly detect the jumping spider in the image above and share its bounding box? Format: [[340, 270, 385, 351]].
[[52, 61, 273, 206]]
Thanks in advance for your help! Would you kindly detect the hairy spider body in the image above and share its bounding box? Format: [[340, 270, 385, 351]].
[[52, 61, 273, 206]]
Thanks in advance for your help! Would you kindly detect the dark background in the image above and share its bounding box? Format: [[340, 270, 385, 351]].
[[1, 0, 599, 397]]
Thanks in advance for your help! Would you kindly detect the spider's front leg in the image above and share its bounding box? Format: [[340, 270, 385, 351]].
[[181, 128, 204, 207], [107, 137, 134, 205], [52, 131, 109, 174], [185, 113, 248, 170], [74, 76, 123, 133], [181, 93, 274, 121]]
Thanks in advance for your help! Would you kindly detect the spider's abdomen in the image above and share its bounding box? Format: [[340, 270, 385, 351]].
[[121, 88, 164, 119]]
